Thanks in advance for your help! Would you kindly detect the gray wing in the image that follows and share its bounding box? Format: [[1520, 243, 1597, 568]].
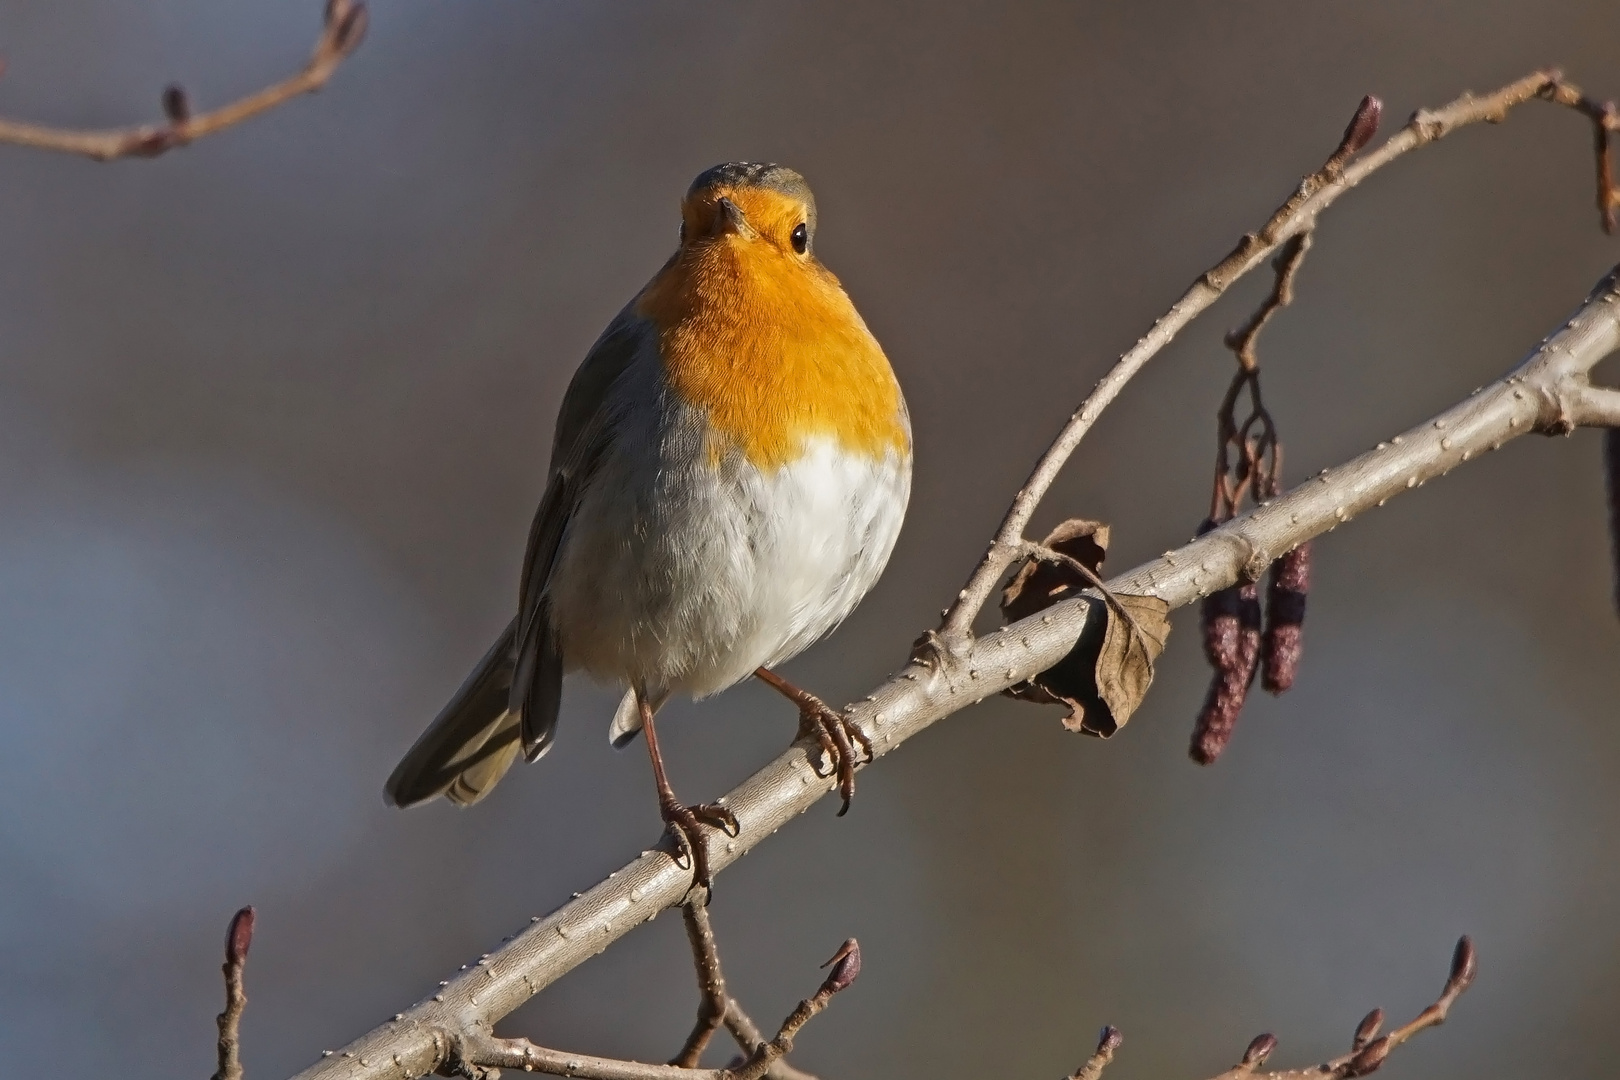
[[385, 306, 649, 806], [512, 306, 648, 758]]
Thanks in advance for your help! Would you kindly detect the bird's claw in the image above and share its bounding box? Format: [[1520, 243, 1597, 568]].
[[796, 698, 873, 816], [661, 800, 739, 890]]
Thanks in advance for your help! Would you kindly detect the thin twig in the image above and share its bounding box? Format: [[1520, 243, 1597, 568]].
[[438, 942, 860, 1080], [672, 890, 729, 1068], [720, 999, 822, 1080], [1069, 1026, 1123, 1080], [726, 940, 860, 1080], [940, 72, 1614, 640], [1052, 939, 1474, 1080], [0, 0, 366, 161], [1226, 230, 1316, 373], [1198, 937, 1476, 1080], [1544, 78, 1620, 233], [213, 906, 256, 1080]]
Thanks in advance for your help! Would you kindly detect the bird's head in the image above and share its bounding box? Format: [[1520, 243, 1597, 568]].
[[678, 162, 818, 260]]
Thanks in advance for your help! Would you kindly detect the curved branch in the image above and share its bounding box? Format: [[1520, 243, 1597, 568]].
[[0, 0, 366, 161], [286, 247, 1620, 1079], [939, 69, 1617, 639]]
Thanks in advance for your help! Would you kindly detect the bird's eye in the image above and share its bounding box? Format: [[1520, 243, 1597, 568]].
[[790, 223, 808, 254], [679, 221, 686, 243]]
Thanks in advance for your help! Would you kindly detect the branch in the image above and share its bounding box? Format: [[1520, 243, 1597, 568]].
[[673, 892, 821, 1079], [213, 906, 256, 1080], [431, 941, 860, 1080], [940, 70, 1616, 639], [0, 0, 366, 161], [1068, 1026, 1123, 1080], [668, 895, 821, 1079], [1065, 938, 1475, 1080], [1203, 936, 1476, 1080], [286, 84, 1620, 1080], [672, 893, 729, 1068]]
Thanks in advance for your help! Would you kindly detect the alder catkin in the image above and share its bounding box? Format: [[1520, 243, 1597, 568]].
[[1191, 580, 1261, 764], [1262, 541, 1311, 693]]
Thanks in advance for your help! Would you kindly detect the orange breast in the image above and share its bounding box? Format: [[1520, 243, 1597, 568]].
[[634, 239, 907, 471]]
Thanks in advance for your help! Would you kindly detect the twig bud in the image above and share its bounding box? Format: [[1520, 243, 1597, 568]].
[[331, 2, 369, 55], [1337, 95, 1384, 159], [1446, 935, 1477, 995], [1352, 1007, 1384, 1050], [818, 938, 861, 995], [1343, 1035, 1391, 1077], [1261, 542, 1311, 693], [225, 905, 256, 967], [1241, 1033, 1276, 1068], [1095, 1026, 1123, 1055], [161, 84, 190, 124]]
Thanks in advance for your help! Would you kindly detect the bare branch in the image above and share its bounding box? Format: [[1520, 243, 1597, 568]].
[[1225, 229, 1314, 374], [0, 0, 366, 161], [940, 71, 1614, 639], [1069, 1026, 1123, 1080], [213, 906, 256, 1080], [1196, 937, 1477, 1080], [719, 997, 821, 1080], [433, 941, 859, 1080], [284, 80, 1620, 1080], [726, 940, 859, 1080], [1544, 78, 1620, 233], [672, 891, 729, 1068], [1052, 939, 1474, 1080]]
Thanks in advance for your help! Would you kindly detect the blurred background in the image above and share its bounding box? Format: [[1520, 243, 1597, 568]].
[[0, 2, 1617, 1077]]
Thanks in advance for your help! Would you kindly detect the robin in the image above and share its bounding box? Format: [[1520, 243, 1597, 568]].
[[385, 163, 911, 887]]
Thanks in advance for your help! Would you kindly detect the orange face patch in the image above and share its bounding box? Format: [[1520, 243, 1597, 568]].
[[637, 187, 907, 470]]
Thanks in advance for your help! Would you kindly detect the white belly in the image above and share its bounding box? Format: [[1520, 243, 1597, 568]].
[[548, 431, 910, 700]]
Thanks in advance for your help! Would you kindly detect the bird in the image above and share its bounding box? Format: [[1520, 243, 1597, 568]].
[[385, 162, 911, 887]]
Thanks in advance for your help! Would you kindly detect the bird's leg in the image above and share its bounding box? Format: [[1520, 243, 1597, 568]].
[[754, 667, 872, 816], [639, 693, 739, 889]]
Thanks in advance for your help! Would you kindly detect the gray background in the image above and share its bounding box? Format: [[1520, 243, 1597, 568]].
[[1, 2, 1617, 1077]]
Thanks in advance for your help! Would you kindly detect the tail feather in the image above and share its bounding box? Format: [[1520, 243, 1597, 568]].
[[386, 618, 533, 808], [608, 689, 642, 747], [608, 687, 668, 748], [515, 600, 564, 762]]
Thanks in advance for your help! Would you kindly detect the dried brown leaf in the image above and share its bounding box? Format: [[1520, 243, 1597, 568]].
[[1000, 518, 1111, 623], [1089, 592, 1171, 736], [999, 519, 1169, 734]]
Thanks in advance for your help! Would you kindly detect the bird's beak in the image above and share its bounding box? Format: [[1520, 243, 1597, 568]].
[[715, 195, 759, 240]]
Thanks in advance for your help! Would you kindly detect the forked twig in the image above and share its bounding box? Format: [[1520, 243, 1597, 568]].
[[438, 941, 860, 1080], [1064, 938, 1477, 1080], [0, 0, 366, 161], [941, 73, 1616, 640]]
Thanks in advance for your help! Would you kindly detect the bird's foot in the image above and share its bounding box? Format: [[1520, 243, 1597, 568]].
[[661, 798, 740, 890], [795, 694, 874, 816]]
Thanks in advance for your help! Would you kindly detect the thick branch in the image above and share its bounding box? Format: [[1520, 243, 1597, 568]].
[[287, 250, 1620, 1080], [0, 0, 366, 161], [941, 70, 1612, 638]]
